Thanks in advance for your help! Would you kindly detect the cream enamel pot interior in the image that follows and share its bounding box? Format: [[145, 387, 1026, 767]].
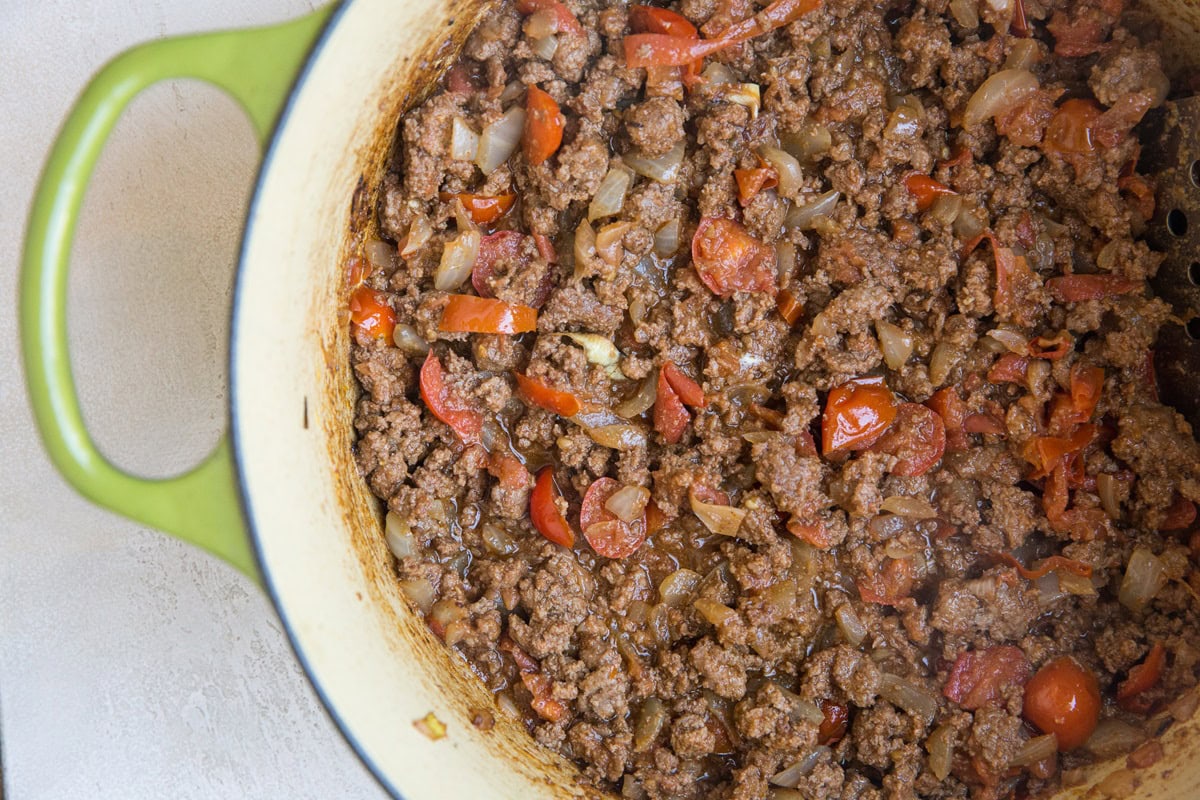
[[18, 0, 1200, 797]]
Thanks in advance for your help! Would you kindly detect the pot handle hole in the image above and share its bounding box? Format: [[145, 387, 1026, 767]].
[[18, 7, 333, 581]]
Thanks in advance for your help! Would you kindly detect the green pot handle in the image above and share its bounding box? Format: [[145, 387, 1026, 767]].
[[19, 7, 334, 581]]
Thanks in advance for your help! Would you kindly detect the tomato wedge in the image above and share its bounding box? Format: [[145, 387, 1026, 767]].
[[818, 701, 849, 745], [524, 86, 565, 166], [580, 477, 648, 559], [1046, 274, 1140, 302], [904, 173, 957, 211], [440, 294, 538, 334], [927, 387, 969, 452], [1117, 643, 1167, 713], [821, 376, 898, 456], [870, 402, 946, 477], [944, 646, 1033, 710], [776, 288, 803, 326], [655, 367, 690, 444], [1023, 657, 1101, 750], [629, 5, 698, 36], [515, 0, 583, 34], [439, 193, 515, 226], [530, 466, 575, 548], [734, 165, 779, 206], [349, 287, 397, 341], [691, 217, 777, 297], [662, 362, 706, 408], [419, 351, 484, 445], [515, 373, 582, 417]]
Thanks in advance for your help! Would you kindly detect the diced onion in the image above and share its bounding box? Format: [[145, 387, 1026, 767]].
[[596, 220, 631, 265], [926, 723, 955, 780], [574, 219, 597, 279], [929, 341, 962, 387], [589, 165, 633, 221], [693, 598, 738, 627], [530, 33, 559, 60], [1057, 569, 1098, 597], [585, 424, 648, 450], [1119, 546, 1167, 613], [690, 488, 747, 537], [476, 106, 526, 175], [634, 698, 667, 751], [776, 240, 797, 279], [770, 747, 830, 788], [524, 7, 559, 38], [400, 215, 433, 258], [366, 238, 397, 270], [392, 323, 430, 355], [953, 203, 986, 239], [482, 523, 519, 556], [1005, 38, 1041, 70], [564, 332, 620, 365], [449, 116, 480, 162], [759, 146, 803, 195], [723, 83, 761, 118], [781, 124, 832, 162], [949, 0, 979, 28], [385, 512, 417, 558], [879, 673, 938, 724], [499, 80, 525, 104], [963, 69, 1040, 127], [876, 320, 914, 370], [654, 219, 681, 256], [617, 375, 658, 418], [1086, 719, 1145, 759], [701, 61, 736, 84], [1097, 473, 1122, 520], [835, 604, 868, 646], [623, 141, 686, 182], [434, 228, 482, 290], [606, 485, 650, 522], [1035, 573, 1066, 606], [880, 496, 937, 519], [785, 190, 840, 230], [986, 327, 1029, 354], [572, 405, 625, 429], [659, 569, 702, 605], [930, 194, 963, 225], [399, 578, 435, 615], [1012, 733, 1058, 766]]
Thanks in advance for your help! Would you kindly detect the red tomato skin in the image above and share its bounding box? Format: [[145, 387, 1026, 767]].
[[654, 369, 690, 444], [870, 402, 946, 477], [1023, 657, 1101, 751], [821, 376, 898, 455], [524, 86, 566, 166], [691, 217, 777, 297], [418, 351, 483, 445], [349, 287, 397, 341], [629, 5, 698, 36], [904, 173, 956, 211], [441, 193, 515, 225], [579, 477, 647, 558], [1047, 274, 1140, 302], [944, 646, 1032, 710], [818, 701, 849, 745], [662, 362, 706, 408], [439, 294, 538, 334], [530, 466, 575, 548], [514, 373, 582, 417]]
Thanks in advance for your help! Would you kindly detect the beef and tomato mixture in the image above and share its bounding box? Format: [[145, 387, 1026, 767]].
[[350, 0, 1200, 795]]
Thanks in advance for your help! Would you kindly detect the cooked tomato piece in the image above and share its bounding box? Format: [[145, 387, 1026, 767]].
[[944, 646, 1033, 710], [515, 372, 582, 417], [532, 233, 557, 263], [1067, 364, 1104, 423], [1117, 643, 1167, 713], [858, 558, 913, 605], [530, 466, 575, 548], [487, 451, 531, 492], [521, 671, 568, 721], [963, 413, 1006, 435], [1118, 174, 1156, 221], [439, 192, 515, 225], [870, 402, 946, 477], [1029, 331, 1073, 360], [904, 173, 957, 211], [988, 353, 1030, 384], [734, 165, 779, 206], [662, 362, 707, 408], [776, 288, 803, 326], [515, 0, 583, 34], [822, 376, 898, 456], [927, 387, 969, 452], [691, 217, 778, 297], [524, 86, 565, 166], [624, 33, 726, 68], [1044, 99, 1102, 154], [1023, 657, 1101, 750], [818, 701, 849, 745], [1160, 496, 1197, 531], [1024, 424, 1096, 478], [994, 553, 1093, 581], [654, 367, 691, 444], [419, 351, 484, 445], [440, 294, 538, 334], [471, 230, 556, 307], [345, 256, 369, 291], [993, 246, 1041, 326], [580, 477, 648, 559], [787, 518, 833, 549], [349, 287, 397, 341], [1046, 274, 1140, 302], [629, 5, 698, 36]]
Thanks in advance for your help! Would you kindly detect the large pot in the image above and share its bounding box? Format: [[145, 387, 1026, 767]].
[[18, 1, 1200, 797]]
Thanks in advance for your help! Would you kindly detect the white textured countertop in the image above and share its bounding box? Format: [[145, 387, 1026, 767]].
[[1, 2, 388, 797]]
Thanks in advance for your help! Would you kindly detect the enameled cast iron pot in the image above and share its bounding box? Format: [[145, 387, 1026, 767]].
[[19, 1, 1200, 797]]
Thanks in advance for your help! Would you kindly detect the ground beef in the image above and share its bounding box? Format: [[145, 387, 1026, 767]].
[[350, 0, 1200, 797]]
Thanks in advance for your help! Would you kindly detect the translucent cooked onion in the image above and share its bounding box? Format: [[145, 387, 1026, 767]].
[[596, 220, 631, 265], [929, 340, 962, 387], [949, 0, 979, 28], [634, 698, 667, 751], [876, 320, 914, 370], [524, 7, 559, 38], [392, 323, 430, 355], [776, 240, 797, 279], [879, 674, 938, 724], [400, 215, 433, 258], [1097, 473, 1122, 519], [1012, 733, 1058, 766], [574, 218, 597, 278], [926, 723, 955, 781], [701, 61, 736, 84], [963, 69, 1040, 127], [930, 194, 963, 225], [624, 141, 686, 182], [617, 375, 658, 418], [499, 80, 525, 105], [572, 405, 625, 429], [1119, 546, 1167, 613], [724, 83, 761, 117], [785, 190, 840, 230], [449, 116, 480, 162], [385, 511, 417, 558], [606, 485, 650, 522], [481, 522, 519, 556], [530, 33, 559, 60], [986, 327, 1029, 354], [690, 489, 747, 536], [476, 106, 526, 175], [399, 578, 435, 615], [659, 568, 703, 605], [1005, 38, 1041, 70], [589, 165, 633, 221], [366, 238, 397, 270], [1086, 719, 1145, 759], [1057, 569, 1098, 597], [759, 146, 803, 195], [781, 124, 832, 162], [654, 219, 681, 256], [434, 228, 482, 290], [954, 204, 987, 239], [585, 424, 648, 450], [1035, 572, 1066, 606], [836, 604, 868, 646], [880, 496, 937, 519], [563, 332, 620, 366], [694, 597, 738, 627], [770, 747, 830, 788]]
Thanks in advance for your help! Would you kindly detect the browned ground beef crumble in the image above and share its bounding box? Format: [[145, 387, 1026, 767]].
[[350, 0, 1200, 796]]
